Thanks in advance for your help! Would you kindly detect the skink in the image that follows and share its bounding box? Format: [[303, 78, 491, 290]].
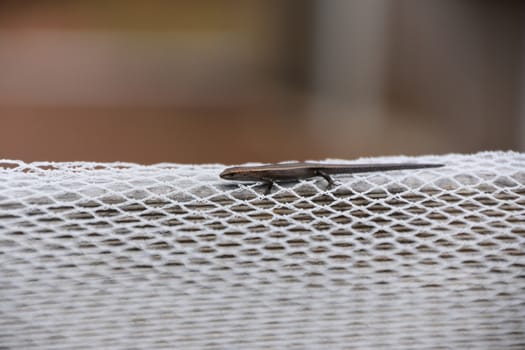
[[220, 162, 443, 194]]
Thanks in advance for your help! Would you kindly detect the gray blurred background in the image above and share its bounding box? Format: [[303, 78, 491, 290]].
[[0, 0, 523, 163]]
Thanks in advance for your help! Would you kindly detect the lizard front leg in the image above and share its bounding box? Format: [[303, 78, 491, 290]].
[[261, 178, 275, 194]]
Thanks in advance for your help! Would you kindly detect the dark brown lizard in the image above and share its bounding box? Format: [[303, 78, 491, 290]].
[[220, 162, 443, 194]]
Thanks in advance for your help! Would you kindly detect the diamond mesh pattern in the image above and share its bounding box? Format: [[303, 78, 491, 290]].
[[1, 151, 524, 349]]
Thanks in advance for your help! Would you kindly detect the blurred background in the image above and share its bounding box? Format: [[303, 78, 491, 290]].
[[0, 0, 524, 164]]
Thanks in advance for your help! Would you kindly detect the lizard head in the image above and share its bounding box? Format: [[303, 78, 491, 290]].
[[220, 167, 257, 181]]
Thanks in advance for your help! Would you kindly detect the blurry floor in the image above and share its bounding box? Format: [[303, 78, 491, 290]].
[[0, 105, 453, 164]]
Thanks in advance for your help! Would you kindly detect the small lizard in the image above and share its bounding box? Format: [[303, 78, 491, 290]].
[[220, 162, 443, 194]]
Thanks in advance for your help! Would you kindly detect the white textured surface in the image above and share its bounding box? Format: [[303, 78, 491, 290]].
[[1, 152, 524, 349]]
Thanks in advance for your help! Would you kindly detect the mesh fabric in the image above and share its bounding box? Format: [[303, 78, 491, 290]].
[[1, 151, 524, 349]]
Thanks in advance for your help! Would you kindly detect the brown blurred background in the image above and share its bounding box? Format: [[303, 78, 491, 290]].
[[0, 0, 524, 164]]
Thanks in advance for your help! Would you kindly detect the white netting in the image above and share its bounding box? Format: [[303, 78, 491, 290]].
[[1, 151, 524, 349]]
